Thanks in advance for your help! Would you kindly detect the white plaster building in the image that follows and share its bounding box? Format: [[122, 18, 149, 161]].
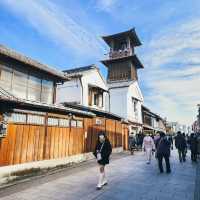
[[107, 81, 143, 125], [57, 29, 145, 134], [56, 65, 108, 111]]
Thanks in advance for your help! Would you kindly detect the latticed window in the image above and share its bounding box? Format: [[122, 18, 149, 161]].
[[27, 115, 45, 125], [77, 120, 83, 128], [12, 70, 28, 99], [8, 113, 27, 123], [0, 64, 12, 91], [71, 120, 77, 127], [59, 119, 69, 127], [48, 117, 59, 126]]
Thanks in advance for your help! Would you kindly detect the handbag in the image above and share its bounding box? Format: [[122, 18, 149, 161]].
[[97, 142, 105, 161]]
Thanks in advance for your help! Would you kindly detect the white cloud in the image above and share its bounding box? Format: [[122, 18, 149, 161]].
[[0, 0, 105, 59], [95, 0, 119, 12], [141, 18, 200, 125]]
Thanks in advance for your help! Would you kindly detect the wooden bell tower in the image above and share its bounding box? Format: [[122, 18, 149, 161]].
[[101, 28, 144, 83]]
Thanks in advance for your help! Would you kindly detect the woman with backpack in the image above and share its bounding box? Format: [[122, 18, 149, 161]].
[[93, 132, 112, 190]]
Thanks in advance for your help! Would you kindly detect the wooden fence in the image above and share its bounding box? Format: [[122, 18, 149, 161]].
[[0, 112, 129, 167]]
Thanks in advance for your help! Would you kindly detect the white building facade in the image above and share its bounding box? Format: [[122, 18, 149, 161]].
[[107, 81, 143, 125], [57, 29, 145, 134], [56, 65, 108, 111]]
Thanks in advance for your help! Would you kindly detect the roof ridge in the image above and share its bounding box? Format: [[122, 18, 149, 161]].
[[63, 64, 98, 74]]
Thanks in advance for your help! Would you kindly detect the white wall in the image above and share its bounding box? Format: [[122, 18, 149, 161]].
[[56, 78, 82, 104], [81, 70, 107, 110], [108, 87, 128, 119], [56, 69, 107, 111], [127, 82, 144, 124], [108, 81, 144, 124]]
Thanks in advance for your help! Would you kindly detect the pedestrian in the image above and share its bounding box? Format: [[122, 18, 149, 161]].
[[156, 132, 171, 174], [168, 135, 173, 150], [197, 133, 200, 159], [154, 132, 160, 144], [142, 133, 155, 164], [188, 133, 198, 162], [128, 133, 136, 155], [93, 132, 112, 190], [175, 131, 187, 162]]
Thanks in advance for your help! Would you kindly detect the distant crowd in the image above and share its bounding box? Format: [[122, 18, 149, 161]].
[[128, 131, 200, 173]]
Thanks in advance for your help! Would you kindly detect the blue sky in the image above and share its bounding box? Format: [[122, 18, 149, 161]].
[[1, 0, 200, 125]]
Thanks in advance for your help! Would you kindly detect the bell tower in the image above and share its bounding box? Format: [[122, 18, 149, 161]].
[[101, 28, 144, 132], [101, 28, 144, 83]]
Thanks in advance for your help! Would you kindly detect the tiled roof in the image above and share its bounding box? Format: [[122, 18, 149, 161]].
[[63, 103, 123, 121], [102, 28, 142, 47], [101, 54, 144, 69], [0, 45, 66, 80], [63, 64, 97, 75]]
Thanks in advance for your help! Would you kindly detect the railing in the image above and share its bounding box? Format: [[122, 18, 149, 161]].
[[109, 48, 132, 59]]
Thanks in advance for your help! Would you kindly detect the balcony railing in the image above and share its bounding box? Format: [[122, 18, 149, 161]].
[[109, 48, 132, 60]]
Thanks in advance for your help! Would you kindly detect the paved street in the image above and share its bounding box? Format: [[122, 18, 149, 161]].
[[0, 150, 197, 200]]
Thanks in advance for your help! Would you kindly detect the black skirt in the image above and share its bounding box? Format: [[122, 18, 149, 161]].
[[94, 140, 112, 166]]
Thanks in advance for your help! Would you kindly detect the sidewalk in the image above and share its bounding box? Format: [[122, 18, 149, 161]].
[[0, 150, 197, 200]]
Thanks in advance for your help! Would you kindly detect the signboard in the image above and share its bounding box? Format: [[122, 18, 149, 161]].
[[95, 118, 102, 125]]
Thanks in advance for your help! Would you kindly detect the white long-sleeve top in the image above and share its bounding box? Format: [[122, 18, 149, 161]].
[[142, 136, 155, 150]]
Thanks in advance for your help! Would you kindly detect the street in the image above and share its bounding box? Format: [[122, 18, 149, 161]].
[[0, 150, 197, 200]]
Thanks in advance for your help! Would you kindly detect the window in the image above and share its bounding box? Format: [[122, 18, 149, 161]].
[[93, 92, 103, 107], [28, 75, 42, 102], [77, 120, 83, 128], [27, 115, 44, 125], [132, 98, 138, 120], [12, 70, 28, 99], [89, 87, 103, 108], [59, 119, 69, 127], [121, 41, 127, 50], [8, 113, 27, 123], [71, 120, 77, 127], [41, 79, 53, 104], [0, 64, 12, 91], [134, 101, 137, 112], [48, 117, 59, 126], [94, 93, 99, 106]]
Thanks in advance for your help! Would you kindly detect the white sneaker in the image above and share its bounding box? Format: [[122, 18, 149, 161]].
[[96, 173, 103, 190], [96, 184, 102, 190], [102, 180, 108, 186]]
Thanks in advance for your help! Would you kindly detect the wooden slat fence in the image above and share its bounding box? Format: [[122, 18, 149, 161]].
[[0, 112, 129, 167]]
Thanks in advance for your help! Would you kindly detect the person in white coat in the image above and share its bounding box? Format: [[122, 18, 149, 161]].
[[142, 133, 155, 164]]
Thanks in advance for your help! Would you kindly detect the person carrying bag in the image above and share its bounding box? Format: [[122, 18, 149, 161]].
[[93, 132, 112, 190]]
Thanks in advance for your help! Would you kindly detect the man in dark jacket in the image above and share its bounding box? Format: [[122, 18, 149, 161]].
[[156, 132, 171, 174], [189, 133, 198, 162], [175, 131, 187, 162]]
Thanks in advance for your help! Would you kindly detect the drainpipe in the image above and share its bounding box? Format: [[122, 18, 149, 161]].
[[106, 90, 110, 112], [78, 76, 84, 105]]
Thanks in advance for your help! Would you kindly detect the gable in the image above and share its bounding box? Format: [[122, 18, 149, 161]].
[[82, 69, 107, 91], [128, 81, 144, 102]]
